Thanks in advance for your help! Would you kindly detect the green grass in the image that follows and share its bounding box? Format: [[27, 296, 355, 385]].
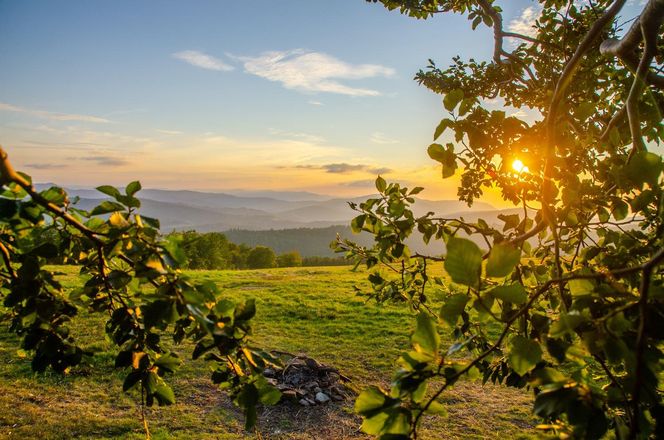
[[0, 266, 541, 439]]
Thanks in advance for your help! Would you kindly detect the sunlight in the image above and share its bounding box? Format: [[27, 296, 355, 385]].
[[511, 159, 529, 174]]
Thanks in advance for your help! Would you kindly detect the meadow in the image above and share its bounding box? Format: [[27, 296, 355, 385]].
[[0, 265, 540, 439]]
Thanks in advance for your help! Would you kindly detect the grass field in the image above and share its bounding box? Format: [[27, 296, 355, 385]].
[[0, 266, 540, 439]]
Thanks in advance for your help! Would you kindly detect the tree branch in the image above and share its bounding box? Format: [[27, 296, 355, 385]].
[[599, 0, 664, 89]]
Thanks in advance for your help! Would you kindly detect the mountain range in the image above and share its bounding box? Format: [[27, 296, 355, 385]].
[[34, 184, 519, 256], [36, 184, 497, 231]]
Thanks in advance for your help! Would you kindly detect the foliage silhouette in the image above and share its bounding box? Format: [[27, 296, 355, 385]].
[[335, 0, 664, 438]]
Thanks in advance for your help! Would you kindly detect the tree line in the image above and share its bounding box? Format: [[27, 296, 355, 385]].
[[167, 231, 348, 270]]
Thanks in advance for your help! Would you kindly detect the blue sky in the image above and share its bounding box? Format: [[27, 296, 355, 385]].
[[0, 0, 642, 199]]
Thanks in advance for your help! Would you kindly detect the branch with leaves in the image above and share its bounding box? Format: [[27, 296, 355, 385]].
[[0, 146, 281, 436], [343, 1, 664, 438]]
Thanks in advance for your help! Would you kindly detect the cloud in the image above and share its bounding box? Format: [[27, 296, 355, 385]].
[[342, 179, 375, 188], [308, 100, 324, 106], [236, 49, 395, 96], [0, 102, 111, 123], [367, 166, 392, 174], [369, 132, 398, 145], [294, 162, 392, 175], [80, 155, 129, 167], [156, 129, 183, 135], [507, 6, 542, 38], [24, 163, 68, 170], [268, 128, 325, 144], [172, 50, 234, 71], [321, 163, 366, 173]]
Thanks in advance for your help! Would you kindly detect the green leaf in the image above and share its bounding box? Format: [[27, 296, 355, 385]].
[[141, 215, 160, 229], [574, 101, 595, 121], [440, 294, 468, 326], [489, 284, 527, 305], [163, 235, 187, 266], [258, 384, 282, 405], [122, 371, 142, 392], [549, 312, 586, 338], [458, 98, 475, 116], [153, 380, 175, 406], [126, 181, 142, 196], [425, 400, 448, 415], [508, 336, 542, 376], [444, 237, 482, 287], [611, 199, 628, 221], [90, 201, 126, 216], [351, 215, 366, 233], [443, 89, 464, 111], [40, 187, 66, 205], [375, 176, 387, 193], [361, 412, 390, 435], [427, 143, 457, 178], [96, 185, 121, 199], [625, 151, 662, 187], [355, 386, 388, 415], [427, 143, 446, 162], [384, 409, 410, 435], [498, 213, 520, 231], [433, 118, 453, 140], [568, 278, 594, 297], [235, 299, 256, 321], [411, 312, 439, 356], [154, 352, 181, 373], [486, 243, 521, 278]]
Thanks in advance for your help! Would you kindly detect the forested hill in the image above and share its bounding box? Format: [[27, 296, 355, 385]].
[[224, 225, 372, 257], [223, 205, 523, 257]]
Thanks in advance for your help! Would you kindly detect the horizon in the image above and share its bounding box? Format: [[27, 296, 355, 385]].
[[33, 181, 498, 207]]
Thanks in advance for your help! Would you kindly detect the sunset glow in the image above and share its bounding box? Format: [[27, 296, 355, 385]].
[[511, 159, 529, 174]]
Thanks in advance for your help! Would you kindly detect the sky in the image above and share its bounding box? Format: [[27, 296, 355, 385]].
[[0, 0, 646, 201]]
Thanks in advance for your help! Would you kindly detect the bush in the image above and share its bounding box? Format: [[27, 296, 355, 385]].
[[277, 251, 302, 267], [246, 246, 277, 269]]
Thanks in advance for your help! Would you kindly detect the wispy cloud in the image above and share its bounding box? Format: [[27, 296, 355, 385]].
[[80, 155, 129, 167], [24, 163, 68, 170], [294, 162, 392, 175], [308, 100, 324, 106], [342, 179, 375, 188], [0, 102, 111, 123], [156, 129, 183, 135], [370, 131, 398, 145], [321, 163, 366, 173], [236, 49, 395, 96], [268, 128, 325, 144], [172, 50, 234, 71]]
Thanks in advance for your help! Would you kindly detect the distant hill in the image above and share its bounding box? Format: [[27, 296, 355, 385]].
[[35, 185, 502, 233], [224, 207, 523, 258], [33, 184, 527, 256], [224, 226, 368, 257]]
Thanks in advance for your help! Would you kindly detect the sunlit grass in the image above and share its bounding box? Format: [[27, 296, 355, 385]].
[[0, 265, 541, 439]]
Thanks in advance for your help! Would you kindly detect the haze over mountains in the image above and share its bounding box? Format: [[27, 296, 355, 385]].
[[38, 184, 497, 231], [35, 184, 520, 256]]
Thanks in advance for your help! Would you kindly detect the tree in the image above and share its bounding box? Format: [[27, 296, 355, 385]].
[[0, 148, 281, 436], [173, 231, 249, 270], [277, 251, 303, 268], [336, 1, 664, 439], [246, 246, 277, 269]]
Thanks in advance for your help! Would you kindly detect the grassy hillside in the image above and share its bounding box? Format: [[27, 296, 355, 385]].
[[0, 266, 539, 439]]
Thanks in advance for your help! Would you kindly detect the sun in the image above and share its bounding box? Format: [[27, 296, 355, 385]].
[[512, 159, 529, 174]]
